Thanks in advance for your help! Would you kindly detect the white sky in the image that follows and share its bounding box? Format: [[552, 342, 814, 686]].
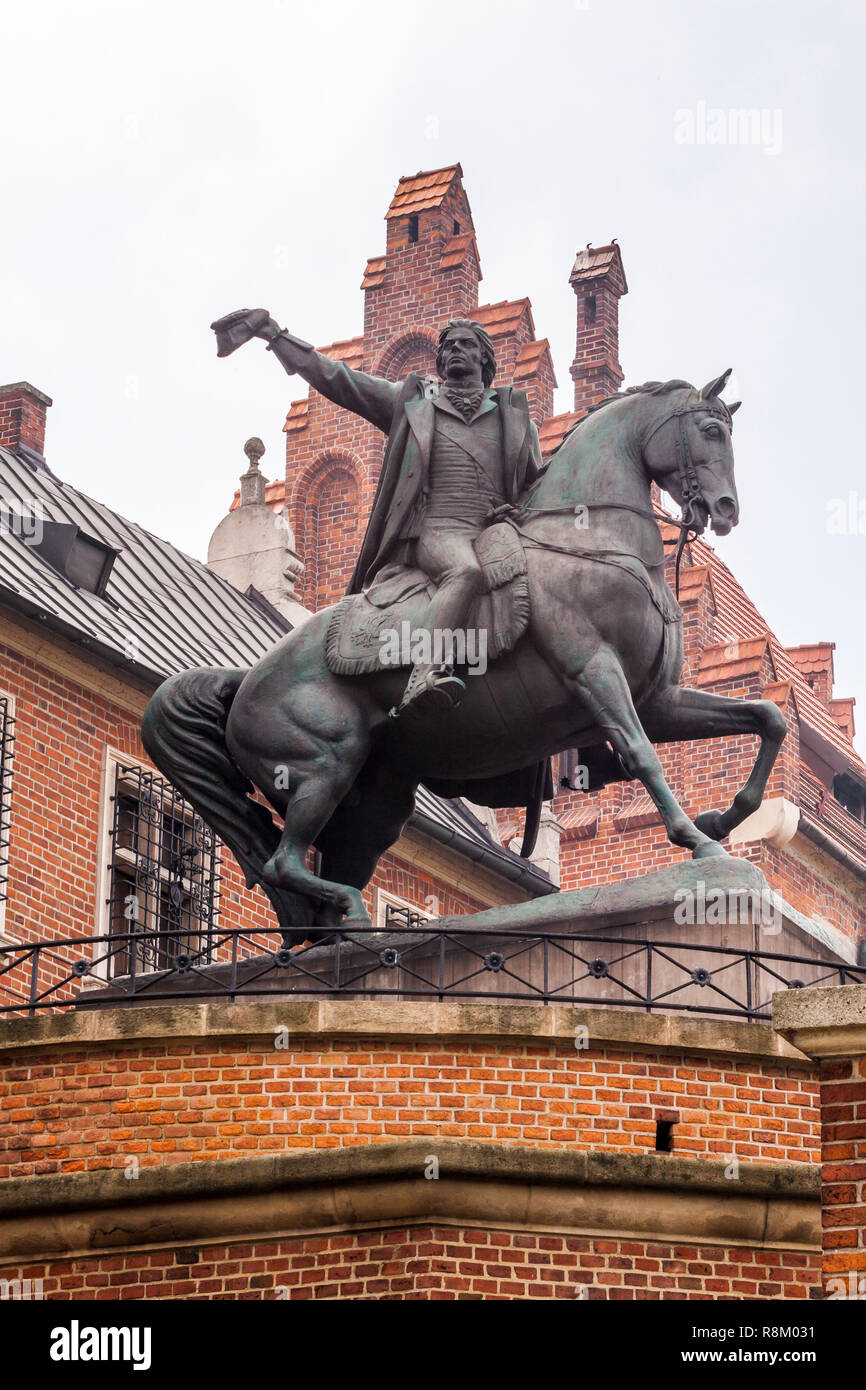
[[2, 0, 864, 735]]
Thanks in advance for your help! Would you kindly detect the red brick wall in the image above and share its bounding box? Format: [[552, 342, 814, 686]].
[[3, 1230, 820, 1300], [817, 1055, 866, 1297], [0, 1036, 818, 1178]]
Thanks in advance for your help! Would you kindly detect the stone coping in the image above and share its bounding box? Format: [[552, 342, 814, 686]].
[[0, 998, 810, 1063], [772, 982, 866, 1059], [0, 1142, 820, 1263]]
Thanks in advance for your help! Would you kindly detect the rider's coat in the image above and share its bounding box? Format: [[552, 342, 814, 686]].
[[268, 331, 543, 593]]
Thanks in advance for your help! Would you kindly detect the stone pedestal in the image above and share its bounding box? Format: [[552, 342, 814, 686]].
[[773, 984, 866, 1299]]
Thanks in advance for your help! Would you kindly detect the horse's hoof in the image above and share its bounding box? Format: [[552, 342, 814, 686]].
[[694, 810, 726, 841], [692, 841, 729, 860]]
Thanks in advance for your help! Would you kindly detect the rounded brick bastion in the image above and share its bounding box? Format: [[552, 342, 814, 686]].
[[0, 999, 825, 1299]]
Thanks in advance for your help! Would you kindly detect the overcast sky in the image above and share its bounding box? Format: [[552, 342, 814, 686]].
[[3, 0, 864, 738]]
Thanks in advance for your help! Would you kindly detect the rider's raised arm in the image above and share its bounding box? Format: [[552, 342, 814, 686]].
[[263, 326, 400, 435]]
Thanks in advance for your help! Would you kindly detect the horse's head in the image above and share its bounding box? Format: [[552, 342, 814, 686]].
[[641, 370, 741, 537]]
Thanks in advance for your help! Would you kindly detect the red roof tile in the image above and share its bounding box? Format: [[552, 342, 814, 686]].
[[830, 696, 856, 740], [283, 399, 309, 434], [319, 336, 364, 366], [557, 802, 600, 839], [386, 165, 462, 220], [514, 337, 556, 386], [785, 643, 836, 679], [473, 298, 535, 338], [676, 564, 715, 606], [697, 634, 773, 686], [439, 232, 481, 274], [570, 242, 628, 292], [763, 680, 799, 715], [361, 256, 386, 290]]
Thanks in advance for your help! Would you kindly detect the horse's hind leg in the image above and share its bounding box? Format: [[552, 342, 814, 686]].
[[261, 755, 373, 925], [640, 685, 787, 842], [315, 768, 418, 925], [565, 645, 725, 859]]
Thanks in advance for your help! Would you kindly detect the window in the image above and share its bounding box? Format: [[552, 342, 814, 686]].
[[833, 773, 866, 825], [98, 755, 220, 978], [0, 694, 14, 938], [407, 213, 419, 243], [376, 889, 432, 931]]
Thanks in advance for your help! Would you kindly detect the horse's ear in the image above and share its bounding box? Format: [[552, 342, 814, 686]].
[[728, 400, 741, 415], [699, 368, 732, 400]]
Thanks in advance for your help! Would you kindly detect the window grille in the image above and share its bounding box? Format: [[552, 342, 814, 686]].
[[106, 762, 219, 977], [382, 901, 426, 930], [0, 696, 14, 912]]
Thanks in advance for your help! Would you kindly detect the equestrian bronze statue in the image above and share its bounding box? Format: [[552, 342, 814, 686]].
[[142, 308, 786, 941]]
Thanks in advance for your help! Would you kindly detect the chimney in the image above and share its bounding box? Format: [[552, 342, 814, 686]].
[[0, 382, 52, 463], [569, 243, 627, 412], [785, 643, 835, 707]]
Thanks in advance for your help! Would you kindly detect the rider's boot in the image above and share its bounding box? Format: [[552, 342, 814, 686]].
[[390, 661, 466, 721]]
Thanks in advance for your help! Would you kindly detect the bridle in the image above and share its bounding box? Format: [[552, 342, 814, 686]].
[[641, 396, 732, 595]]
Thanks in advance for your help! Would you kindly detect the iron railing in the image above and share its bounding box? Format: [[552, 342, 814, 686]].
[[0, 923, 863, 1019]]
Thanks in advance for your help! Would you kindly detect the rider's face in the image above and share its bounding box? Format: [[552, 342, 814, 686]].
[[439, 330, 485, 386]]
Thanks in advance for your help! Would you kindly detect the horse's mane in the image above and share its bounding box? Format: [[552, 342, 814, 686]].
[[584, 379, 696, 417]]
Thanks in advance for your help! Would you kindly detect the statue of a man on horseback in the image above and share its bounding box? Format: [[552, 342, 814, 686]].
[[211, 307, 543, 719], [143, 301, 787, 943]]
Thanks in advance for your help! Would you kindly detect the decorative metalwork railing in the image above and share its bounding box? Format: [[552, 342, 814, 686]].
[[106, 762, 220, 977], [0, 695, 14, 909], [0, 923, 863, 1019]]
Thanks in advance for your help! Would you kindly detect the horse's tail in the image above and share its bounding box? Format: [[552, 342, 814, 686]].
[[141, 668, 305, 943]]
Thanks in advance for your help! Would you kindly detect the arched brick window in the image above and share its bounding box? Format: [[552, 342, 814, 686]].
[[376, 329, 439, 383], [297, 456, 362, 611]]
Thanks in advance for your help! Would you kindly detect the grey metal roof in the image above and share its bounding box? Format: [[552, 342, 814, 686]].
[[0, 444, 287, 682], [0, 444, 553, 897]]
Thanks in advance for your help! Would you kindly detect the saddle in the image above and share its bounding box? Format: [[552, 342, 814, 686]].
[[325, 522, 529, 677]]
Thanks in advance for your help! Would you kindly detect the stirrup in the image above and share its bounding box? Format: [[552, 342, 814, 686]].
[[389, 667, 466, 721]]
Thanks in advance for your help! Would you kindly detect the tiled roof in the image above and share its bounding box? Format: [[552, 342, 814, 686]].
[[439, 232, 480, 274], [473, 298, 535, 338], [385, 165, 463, 220], [538, 411, 584, 457], [0, 446, 288, 684], [557, 802, 599, 840], [514, 338, 556, 386], [570, 242, 628, 292], [361, 256, 386, 290]]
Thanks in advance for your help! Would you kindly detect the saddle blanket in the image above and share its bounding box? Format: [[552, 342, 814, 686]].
[[324, 522, 530, 677]]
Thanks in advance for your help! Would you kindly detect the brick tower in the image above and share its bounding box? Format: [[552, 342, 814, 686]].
[[279, 165, 557, 611]]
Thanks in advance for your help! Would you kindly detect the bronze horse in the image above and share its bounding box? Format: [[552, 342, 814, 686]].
[[142, 371, 786, 939]]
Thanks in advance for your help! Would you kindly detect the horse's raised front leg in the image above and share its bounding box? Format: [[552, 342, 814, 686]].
[[566, 646, 725, 859], [640, 685, 787, 842]]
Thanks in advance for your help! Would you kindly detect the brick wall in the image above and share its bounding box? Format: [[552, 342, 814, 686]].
[[0, 1035, 818, 1179], [3, 1230, 820, 1300]]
